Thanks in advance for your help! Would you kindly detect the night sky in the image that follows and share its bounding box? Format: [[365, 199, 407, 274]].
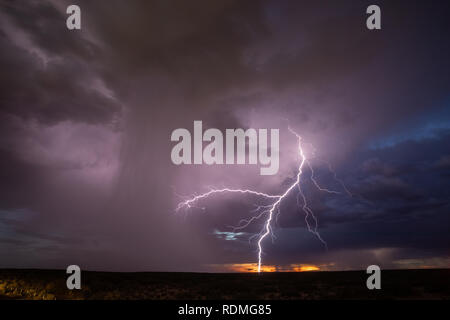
[[0, 0, 449, 272]]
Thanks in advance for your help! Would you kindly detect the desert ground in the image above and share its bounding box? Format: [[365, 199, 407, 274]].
[[0, 269, 448, 300]]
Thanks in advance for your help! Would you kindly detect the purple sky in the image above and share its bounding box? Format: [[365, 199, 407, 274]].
[[0, 0, 449, 272]]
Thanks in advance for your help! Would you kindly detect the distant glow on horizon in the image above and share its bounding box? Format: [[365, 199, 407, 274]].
[[223, 263, 321, 273], [292, 265, 320, 272]]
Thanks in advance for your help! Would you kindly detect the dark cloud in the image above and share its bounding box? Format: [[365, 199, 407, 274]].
[[0, 0, 449, 271]]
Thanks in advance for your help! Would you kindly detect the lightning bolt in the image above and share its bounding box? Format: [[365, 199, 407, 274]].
[[175, 126, 351, 273]]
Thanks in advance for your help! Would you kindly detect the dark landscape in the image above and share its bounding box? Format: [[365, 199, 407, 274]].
[[0, 269, 448, 300]]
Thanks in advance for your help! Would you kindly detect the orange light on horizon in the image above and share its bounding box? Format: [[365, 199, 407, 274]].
[[229, 263, 276, 273], [227, 263, 320, 273], [291, 265, 320, 272]]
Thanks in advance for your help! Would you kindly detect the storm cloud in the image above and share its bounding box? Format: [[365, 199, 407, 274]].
[[0, 0, 449, 271]]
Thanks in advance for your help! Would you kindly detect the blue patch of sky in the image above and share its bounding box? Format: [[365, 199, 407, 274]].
[[369, 102, 450, 149], [0, 208, 36, 239]]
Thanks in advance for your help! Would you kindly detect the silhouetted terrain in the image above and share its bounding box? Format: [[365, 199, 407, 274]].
[[0, 269, 448, 300]]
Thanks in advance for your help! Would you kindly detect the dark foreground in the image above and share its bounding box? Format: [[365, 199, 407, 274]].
[[0, 269, 448, 300]]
